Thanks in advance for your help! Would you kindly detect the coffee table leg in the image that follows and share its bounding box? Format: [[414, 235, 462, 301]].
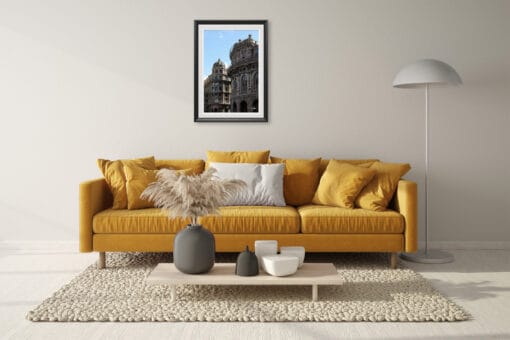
[[171, 285, 176, 301], [312, 284, 318, 301]]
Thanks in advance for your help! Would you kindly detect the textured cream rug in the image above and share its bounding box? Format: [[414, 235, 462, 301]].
[[27, 252, 468, 322]]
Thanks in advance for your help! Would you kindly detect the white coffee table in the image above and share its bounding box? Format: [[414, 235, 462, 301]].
[[147, 262, 342, 301]]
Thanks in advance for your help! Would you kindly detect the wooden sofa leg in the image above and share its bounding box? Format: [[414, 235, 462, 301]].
[[390, 252, 397, 269], [98, 252, 106, 269]]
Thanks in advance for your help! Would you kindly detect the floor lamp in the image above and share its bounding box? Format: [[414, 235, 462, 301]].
[[393, 59, 462, 264]]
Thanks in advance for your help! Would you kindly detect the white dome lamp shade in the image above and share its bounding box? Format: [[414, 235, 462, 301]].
[[393, 59, 462, 88], [394, 59, 462, 265]]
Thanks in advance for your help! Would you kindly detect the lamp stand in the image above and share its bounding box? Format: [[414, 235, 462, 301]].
[[400, 84, 454, 264]]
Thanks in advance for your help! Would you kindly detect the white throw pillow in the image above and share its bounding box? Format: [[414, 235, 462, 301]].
[[209, 162, 286, 206]]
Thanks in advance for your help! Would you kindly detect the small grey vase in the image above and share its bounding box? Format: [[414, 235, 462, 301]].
[[173, 224, 215, 274], [235, 245, 259, 276]]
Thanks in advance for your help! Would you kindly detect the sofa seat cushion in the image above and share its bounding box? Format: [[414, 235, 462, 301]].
[[199, 206, 300, 234], [93, 206, 300, 234], [298, 205, 404, 234], [93, 209, 191, 234]]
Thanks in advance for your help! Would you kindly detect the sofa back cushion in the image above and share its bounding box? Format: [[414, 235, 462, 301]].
[[319, 159, 378, 176], [124, 166, 158, 210], [209, 162, 285, 206], [355, 161, 411, 211], [270, 157, 322, 206], [156, 159, 204, 175], [206, 150, 270, 168], [312, 160, 375, 209], [125, 165, 194, 210], [97, 156, 156, 209]]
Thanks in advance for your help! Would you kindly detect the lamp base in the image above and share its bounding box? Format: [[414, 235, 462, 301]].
[[400, 249, 454, 264]]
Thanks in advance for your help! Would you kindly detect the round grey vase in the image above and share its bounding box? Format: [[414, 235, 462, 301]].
[[173, 224, 215, 274]]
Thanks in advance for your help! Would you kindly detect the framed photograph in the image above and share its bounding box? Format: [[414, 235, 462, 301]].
[[194, 20, 268, 122]]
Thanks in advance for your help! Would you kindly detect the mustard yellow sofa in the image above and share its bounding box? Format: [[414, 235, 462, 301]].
[[80, 159, 417, 269]]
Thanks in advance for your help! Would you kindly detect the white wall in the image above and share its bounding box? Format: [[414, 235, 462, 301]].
[[0, 0, 508, 244]]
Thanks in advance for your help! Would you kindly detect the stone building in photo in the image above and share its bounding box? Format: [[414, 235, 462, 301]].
[[203, 34, 259, 113], [203, 59, 231, 112], [228, 34, 259, 112]]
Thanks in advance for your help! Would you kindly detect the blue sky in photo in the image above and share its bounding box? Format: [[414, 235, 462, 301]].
[[203, 29, 259, 79]]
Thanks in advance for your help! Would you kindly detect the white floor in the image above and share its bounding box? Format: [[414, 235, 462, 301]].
[[1, 245, 510, 340]]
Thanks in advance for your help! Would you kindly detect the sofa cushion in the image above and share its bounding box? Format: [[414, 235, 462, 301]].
[[199, 206, 300, 233], [206, 150, 270, 168], [312, 160, 375, 209], [270, 157, 322, 206], [124, 166, 194, 210], [93, 206, 300, 234], [319, 159, 378, 176], [93, 208, 191, 234], [209, 162, 286, 206], [298, 205, 404, 234], [97, 156, 156, 209], [155, 159, 205, 175], [124, 166, 158, 210], [355, 161, 411, 211]]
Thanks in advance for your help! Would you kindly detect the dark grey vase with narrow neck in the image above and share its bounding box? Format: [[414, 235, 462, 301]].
[[173, 224, 215, 274]]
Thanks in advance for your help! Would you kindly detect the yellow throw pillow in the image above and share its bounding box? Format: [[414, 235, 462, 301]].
[[319, 159, 378, 176], [355, 161, 411, 211], [312, 160, 376, 209], [156, 159, 205, 175], [124, 166, 158, 210], [97, 156, 156, 209], [206, 150, 270, 168], [270, 157, 321, 206], [125, 166, 193, 210]]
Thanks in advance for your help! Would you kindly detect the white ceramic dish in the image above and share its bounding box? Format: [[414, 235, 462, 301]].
[[254, 240, 278, 270], [262, 255, 299, 277], [280, 246, 305, 268]]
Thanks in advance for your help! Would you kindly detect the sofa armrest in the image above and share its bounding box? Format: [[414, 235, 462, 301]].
[[394, 180, 418, 252], [79, 178, 112, 252]]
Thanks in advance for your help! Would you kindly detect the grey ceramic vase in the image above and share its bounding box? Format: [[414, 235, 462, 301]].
[[173, 224, 215, 274], [235, 245, 259, 276]]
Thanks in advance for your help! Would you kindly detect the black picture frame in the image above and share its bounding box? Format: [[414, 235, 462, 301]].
[[194, 20, 268, 122]]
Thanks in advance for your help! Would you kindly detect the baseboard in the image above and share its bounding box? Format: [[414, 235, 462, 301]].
[[420, 241, 510, 250], [0, 240, 78, 252]]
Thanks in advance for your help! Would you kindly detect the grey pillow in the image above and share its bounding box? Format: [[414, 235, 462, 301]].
[[209, 162, 285, 206]]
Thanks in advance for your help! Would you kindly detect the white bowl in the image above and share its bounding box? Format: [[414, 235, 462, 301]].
[[280, 246, 305, 268], [262, 255, 299, 277], [254, 240, 278, 270]]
